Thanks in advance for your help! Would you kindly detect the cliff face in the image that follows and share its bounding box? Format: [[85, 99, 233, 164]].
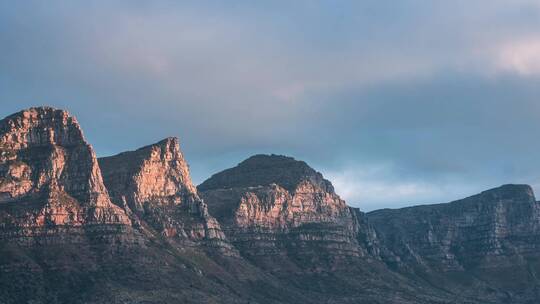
[[0, 108, 249, 304], [368, 184, 540, 269], [98, 137, 197, 212], [5, 107, 540, 304], [197, 155, 458, 303], [367, 184, 540, 302], [0, 107, 141, 303], [199, 155, 372, 269], [98, 137, 232, 251], [0, 107, 130, 242], [199, 154, 540, 303]]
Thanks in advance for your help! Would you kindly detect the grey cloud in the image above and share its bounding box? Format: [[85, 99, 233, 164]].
[[2, 1, 540, 209]]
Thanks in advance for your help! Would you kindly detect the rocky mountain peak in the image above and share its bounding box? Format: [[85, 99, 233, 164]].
[[0, 106, 85, 150], [99, 138, 232, 248], [199, 154, 362, 269], [155, 136, 180, 147], [198, 154, 334, 193], [99, 136, 197, 211], [5, 108, 540, 303], [473, 184, 535, 203], [367, 183, 540, 278], [0, 106, 130, 232]]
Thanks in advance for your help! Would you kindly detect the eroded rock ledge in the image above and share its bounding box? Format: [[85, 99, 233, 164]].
[[0, 107, 131, 243], [99, 137, 235, 253], [199, 154, 375, 270]]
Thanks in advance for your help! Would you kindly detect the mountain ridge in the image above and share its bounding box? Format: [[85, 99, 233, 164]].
[[2, 106, 540, 303]]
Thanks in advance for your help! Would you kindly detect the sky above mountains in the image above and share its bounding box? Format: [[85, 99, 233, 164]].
[[2, 1, 540, 211]]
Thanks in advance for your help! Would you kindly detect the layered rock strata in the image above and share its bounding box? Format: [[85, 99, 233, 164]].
[[4, 106, 540, 303], [0, 107, 131, 243], [99, 137, 233, 252], [368, 184, 540, 270], [198, 154, 462, 303], [199, 154, 371, 269], [0, 107, 243, 304], [367, 184, 540, 302]]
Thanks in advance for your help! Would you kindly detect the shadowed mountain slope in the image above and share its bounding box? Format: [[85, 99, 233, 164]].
[[199, 154, 467, 303], [0, 108, 313, 304], [3, 107, 540, 303], [368, 184, 540, 303]]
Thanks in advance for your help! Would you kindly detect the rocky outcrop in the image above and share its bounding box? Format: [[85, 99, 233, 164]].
[[99, 137, 233, 252], [368, 184, 540, 270], [0, 108, 255, 304], [199, 154, 540, 302], [199, 155, 372, 269], [0, 107, 130, 243], [0, 107, 284, 304], [5, 107, 540, 303], [0, 107, 450, 304], [198, 155, 463, 303], [367, 184, 540, 302]]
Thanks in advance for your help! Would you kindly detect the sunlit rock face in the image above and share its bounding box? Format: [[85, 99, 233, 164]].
[[0, 107, 448, 304], [0, 107, 131, 242], [99, 137, 197, 212], [99, 137, 234, 252], [367, 184, 540, 302], [199, 154, 372, 270], [4, 107, 540, 303], [0, 108, 241, 304]]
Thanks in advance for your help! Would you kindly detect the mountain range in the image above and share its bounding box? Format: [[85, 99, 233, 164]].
[[1, 107, 539, 303]]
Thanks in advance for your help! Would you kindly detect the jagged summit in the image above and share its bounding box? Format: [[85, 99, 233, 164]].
[[99, 137, 197, 209], [3, 106, 68, 119], [98, 137, 231, 248], [198, 153, 361, 271], [5, 107, 540, 303], [367, 182, 540, 282], [0, 106, 85, 149], [0, 106, 130, 230], [473, 184, 535, 202], [198, 154, 334, 193], [372, 184, 536, 214], [108, 136, 181, 157], [0, 106, 103, 204]]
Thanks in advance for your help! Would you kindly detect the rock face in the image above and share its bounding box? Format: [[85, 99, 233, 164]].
[[199, 155, 372, 269], [5, 107, 540, 304], [99, 137, 232, 251], [0, 108, 255, 304], [367, 184, 540, 302], [199, 155, 540, 303], [0, 107, 130, 242], [198, 155, 459, 303]]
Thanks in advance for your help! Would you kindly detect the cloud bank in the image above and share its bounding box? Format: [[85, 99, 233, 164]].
[[2, 1, 540, 210]]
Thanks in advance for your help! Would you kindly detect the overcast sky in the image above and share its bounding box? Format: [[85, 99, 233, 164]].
[[2, 1, 540, 211]]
